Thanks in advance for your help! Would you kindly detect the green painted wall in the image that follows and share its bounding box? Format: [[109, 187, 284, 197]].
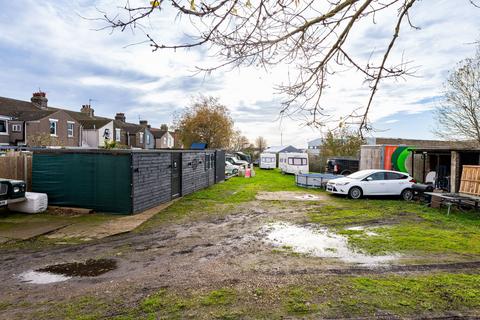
[[32, 153, 132, 214]]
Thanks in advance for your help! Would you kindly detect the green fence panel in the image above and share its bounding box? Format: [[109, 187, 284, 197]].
[[32, 153, 132, 214]]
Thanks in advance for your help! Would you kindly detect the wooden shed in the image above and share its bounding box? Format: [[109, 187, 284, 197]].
[[31, 149, 225, 214]]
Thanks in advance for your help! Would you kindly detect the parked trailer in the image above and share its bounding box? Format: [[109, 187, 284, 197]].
[[279, 152, 309, 175], [259, 153, 277, 169], [296, 173, 340, 189], [31, 149, 225, 214]]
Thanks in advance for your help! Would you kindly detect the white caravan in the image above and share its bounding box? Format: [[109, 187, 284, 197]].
[[279, 152, 309, 175], [259, 153, 277, 169]]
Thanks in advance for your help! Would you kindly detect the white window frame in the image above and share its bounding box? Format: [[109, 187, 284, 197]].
[[67, 121, 75, 137], [49, 119, 58, 137], [139, 132, 144, 144], [11, 124, 22, 132], [115, 128, 121, 142], [0, 116, 9, 135], [146, 133, 150, 145]]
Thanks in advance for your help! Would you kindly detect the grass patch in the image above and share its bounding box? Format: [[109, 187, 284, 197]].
[[141, 289, 190, 315], [283, 287, 317, 314], [349, 273, 480, 315], [14, 274, 480, 319], [308, 197, 480, 256], [201, 288, 236, 306], [139, 169, 316, 229]]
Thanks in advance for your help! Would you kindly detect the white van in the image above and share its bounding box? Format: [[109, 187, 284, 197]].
[[259, 153, 276, 169], [279, 152, 309, 175]]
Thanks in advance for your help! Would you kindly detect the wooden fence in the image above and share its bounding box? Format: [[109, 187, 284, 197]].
[[459, 165, 480, 196], [0, 152, 32, 190]]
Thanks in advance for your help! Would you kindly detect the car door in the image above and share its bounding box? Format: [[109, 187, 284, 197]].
[[362, 172, 386, 195], [384, 172, 410, 195]]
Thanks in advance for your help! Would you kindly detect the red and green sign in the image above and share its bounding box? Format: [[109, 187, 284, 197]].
[[384, 146, 414, 173]]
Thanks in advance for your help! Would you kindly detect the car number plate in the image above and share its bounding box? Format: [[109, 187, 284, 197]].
[[0, 200, 7, 206]]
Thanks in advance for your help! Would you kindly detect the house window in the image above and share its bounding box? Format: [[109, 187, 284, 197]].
[[115, 128, 121, 142], [0, 118, 7, 135], [12, 124, 21, 132], [146, 134, 150, 145], [67, 121, 74, 137], [164, 137, 167, 145], [139, 132, 144, 144], [49, 119, 58, 136]]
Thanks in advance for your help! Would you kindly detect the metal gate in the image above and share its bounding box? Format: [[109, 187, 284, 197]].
[[171, 152, 182, 198]]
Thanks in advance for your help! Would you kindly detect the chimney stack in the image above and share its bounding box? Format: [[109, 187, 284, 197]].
[[80, 104, 94, 117], [115, 113, 126, 123], [139, 120, 148, 127], [31, 91, 48, 109], [160, 124, 168, 131]]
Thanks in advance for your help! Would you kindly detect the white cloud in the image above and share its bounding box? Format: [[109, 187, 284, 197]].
[[0, 0, 479, 147]]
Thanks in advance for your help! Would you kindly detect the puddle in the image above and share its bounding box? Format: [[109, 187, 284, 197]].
[[38, 258, 117, 277], [263, 222, 397, 266], [346, 226, 378, 237], [19, 270, 71, 284], [18, 259, 117, 284]]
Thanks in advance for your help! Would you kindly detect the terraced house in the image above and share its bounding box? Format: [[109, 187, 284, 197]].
[[0, 92, 82, 147], [0, 92, 177, 149]]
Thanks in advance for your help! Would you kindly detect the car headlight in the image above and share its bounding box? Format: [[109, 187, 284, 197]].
[[13, 187, 20, 193], [335, 182, 350, 186]]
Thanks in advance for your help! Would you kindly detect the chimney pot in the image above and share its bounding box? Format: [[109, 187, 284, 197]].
[[80, 104, 94, 117], [31, 91, 48, 109], [115, 113, 126, 123]]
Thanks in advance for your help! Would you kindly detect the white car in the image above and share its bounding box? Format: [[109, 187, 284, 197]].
[[326, 169, 415, 200], [225, 162, 240, 176]]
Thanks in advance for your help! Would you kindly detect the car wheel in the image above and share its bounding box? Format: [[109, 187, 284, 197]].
[[401, 188, 413, 201], [232, 169, 238, 175], [341, 170, 351, 176], [348, 186, 363, 199]]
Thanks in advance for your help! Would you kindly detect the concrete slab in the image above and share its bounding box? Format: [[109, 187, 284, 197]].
[[256, 191, 327, 201], [46, 201, 175, 240], [0, 221, 69, 240]]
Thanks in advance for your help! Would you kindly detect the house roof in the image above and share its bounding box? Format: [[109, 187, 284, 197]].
[[264, 145, 301, 153], [0, 96, 48, 117], [16, 110, 58, 121], [149, 129, 168, 139], [114, 120, 145, 134], [80, 118, 112, 130]]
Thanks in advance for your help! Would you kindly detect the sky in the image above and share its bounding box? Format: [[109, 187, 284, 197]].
[[0, 0, 479, 148]]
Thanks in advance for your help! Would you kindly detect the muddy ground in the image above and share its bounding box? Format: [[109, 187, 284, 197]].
[[1, 195, 480, 319]]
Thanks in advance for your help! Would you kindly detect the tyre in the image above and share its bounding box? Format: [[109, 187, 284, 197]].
[[401, 188, 413, 201], [341, 170, 351, 176], [348, 186, 363, 199]]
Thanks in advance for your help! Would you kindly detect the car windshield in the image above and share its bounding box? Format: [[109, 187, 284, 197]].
[[346, 171, 372, 180]]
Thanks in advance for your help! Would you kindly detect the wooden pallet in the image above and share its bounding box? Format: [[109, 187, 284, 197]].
[[459, 165, 480, 196]]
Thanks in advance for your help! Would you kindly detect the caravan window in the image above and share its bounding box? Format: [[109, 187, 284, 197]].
[[262, 157, 274, 163], [288, 157, 307, 165]]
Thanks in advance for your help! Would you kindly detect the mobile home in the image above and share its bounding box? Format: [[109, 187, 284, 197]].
[[259, 153, 276, 169], [279, 152, 309, 175]]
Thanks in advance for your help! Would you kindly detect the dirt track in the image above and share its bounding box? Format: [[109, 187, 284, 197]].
[[1, 197, 479, 319]]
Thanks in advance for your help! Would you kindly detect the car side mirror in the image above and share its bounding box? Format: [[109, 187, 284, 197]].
[[366, 177, 373, 181]]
